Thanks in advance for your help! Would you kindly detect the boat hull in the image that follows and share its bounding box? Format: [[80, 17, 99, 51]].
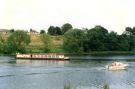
[[16, 54, 70, 60], [106, 62, 129, 71], [107, 66, 126, 70]]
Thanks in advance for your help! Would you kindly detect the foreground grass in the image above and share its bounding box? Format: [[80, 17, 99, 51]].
[[64, 84, 71, 89], [64, 83, 110, 89], [102, 83, 110, 89]]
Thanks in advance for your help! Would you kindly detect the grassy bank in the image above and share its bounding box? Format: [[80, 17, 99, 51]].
[[26, 34, 63, 53]]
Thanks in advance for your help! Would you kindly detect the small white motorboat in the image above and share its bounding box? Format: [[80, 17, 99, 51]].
[[106, 61, 129, 70]]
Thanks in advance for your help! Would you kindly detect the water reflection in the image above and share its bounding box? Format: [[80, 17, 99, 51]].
[[16, 59, 69, 66]]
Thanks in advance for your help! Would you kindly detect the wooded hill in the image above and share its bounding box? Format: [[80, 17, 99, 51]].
[[0, 23, 135, 54]]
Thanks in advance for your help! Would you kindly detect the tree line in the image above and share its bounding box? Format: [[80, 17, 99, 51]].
[[63, 25, 135, 53], [0, 23, 135, 54], [40, 23, 73, 35]]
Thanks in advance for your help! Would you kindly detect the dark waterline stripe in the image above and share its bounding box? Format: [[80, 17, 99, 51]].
[[0, 75, 14, 77]]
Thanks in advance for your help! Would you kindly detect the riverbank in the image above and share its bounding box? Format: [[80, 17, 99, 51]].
[[64, 51, 135, 56], [1, 51, 135, 57]]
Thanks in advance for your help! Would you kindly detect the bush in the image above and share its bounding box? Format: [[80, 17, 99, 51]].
[[102, 83, 110, 89]]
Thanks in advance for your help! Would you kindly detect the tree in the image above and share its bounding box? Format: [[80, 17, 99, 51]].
[[5, 30, 31, 54], [105, 31, 119, 51], [41, 33, 53, 52], [63, 29, 86, 53], [61, 23, 72, 34], [30, 28, 32, 32], [55, 26, 62, 35], [85, 25, 108, 51], [48, 26, 55, 35], [47, 26, 62, 35], [40, 30, 46, 34], [10, 29, 15, 33], [117, 35, 129, 51], [124, 27, 135, 35], [123, 27, 135, 51], [0, 33, 6, 53]]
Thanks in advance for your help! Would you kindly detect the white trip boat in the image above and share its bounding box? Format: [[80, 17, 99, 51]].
[[16, 53, 69, 60], [106, 61, 129, 70]]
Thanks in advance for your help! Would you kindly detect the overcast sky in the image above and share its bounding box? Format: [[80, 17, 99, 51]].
[[0, 0, 134, 34]]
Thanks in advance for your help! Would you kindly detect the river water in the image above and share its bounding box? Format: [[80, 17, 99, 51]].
[[0, 55, 135, 89]]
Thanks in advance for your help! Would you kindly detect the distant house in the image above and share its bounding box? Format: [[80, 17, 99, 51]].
[[0, 29, 10, 34], [29, 29, 39, 34]]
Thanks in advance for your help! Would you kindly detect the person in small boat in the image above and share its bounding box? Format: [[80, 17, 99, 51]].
[[110, 62, 122, 67], [111, 62, 116, 66]]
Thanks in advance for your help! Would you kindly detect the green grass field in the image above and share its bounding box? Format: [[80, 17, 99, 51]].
[[26, 34, 63, 53]]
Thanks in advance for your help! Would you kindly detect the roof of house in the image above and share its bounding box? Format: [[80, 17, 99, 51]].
[[30, 29, 38, 33], [0, 29, 9, 32]]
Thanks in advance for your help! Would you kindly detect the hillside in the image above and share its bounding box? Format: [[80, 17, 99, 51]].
[[27, 34, 63, 50]]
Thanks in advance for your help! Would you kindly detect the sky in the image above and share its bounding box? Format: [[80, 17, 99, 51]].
[[0, 0, 134, 34]]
